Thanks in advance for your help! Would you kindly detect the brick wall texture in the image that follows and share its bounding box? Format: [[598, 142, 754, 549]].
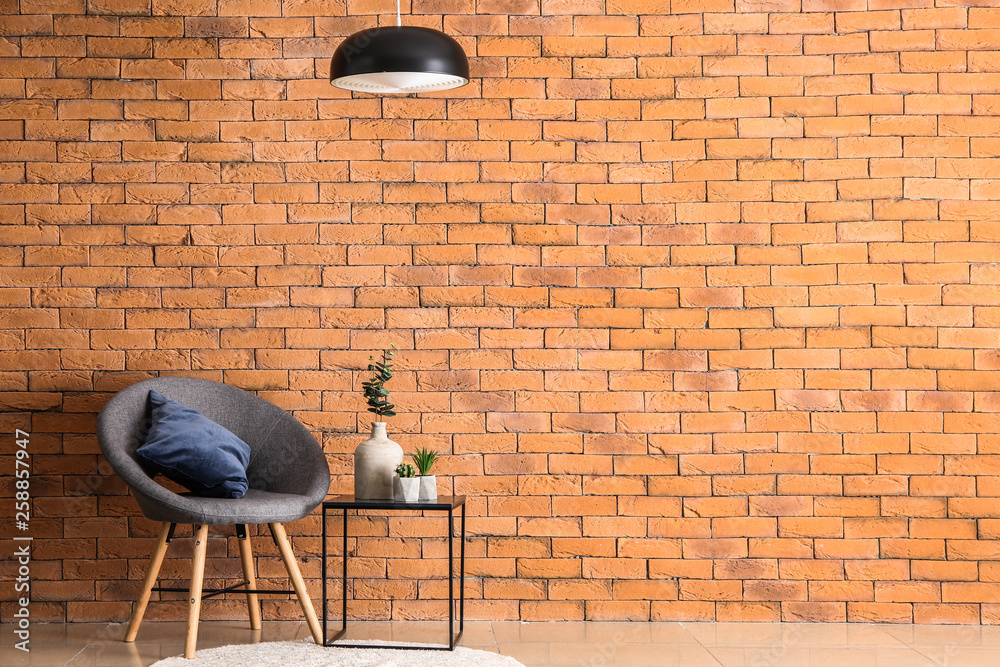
[[2, 0, 1000, 626]]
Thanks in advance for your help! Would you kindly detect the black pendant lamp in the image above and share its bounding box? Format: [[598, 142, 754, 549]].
[[330, 0, 469, 94]]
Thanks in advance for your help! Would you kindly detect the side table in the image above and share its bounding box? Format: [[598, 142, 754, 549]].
[[321, 494, 466, 650]]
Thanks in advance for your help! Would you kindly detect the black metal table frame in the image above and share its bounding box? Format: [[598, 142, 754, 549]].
[[321, 495, 466, 651]]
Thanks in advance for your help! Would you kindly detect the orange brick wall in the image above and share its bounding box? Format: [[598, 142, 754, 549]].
[[2, 0, 1000, 625]]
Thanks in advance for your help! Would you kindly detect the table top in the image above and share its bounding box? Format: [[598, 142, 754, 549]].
[[324, 494, 466, 510]]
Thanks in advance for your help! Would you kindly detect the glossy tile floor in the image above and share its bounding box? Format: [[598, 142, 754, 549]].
[[2, 620, 1000, 666]]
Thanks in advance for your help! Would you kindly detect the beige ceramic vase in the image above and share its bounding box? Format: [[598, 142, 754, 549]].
[[354, 422, 403, 500]]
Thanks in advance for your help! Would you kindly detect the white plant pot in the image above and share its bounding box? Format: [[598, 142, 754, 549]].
[[354, 422, 403, 500], [393, 476, 420, 503], [418, 475, 437, 502]]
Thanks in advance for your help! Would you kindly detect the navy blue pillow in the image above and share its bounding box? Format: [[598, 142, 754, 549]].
[[136, 390, 251, 499]]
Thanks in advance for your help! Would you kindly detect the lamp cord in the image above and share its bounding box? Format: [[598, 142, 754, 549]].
[[396, 0, 401, 26]]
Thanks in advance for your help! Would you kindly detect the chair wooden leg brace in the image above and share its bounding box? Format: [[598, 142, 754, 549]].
[[125, 522, 173, 642], [270, 522, 323, 645], [185, 524, 210, 659], [236, 525, 261, 630]]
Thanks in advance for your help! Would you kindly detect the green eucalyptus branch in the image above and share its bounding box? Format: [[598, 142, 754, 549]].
[[362, 346, 396, 419]]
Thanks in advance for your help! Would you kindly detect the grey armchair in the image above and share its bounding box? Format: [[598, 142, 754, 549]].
[[97, 376, 330, 658]]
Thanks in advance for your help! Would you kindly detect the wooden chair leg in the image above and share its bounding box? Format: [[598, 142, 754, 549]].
[[236, 525, 261, 630], [125, 522, 173, 643], [270, 522, 323, 646], [185, 524, 209, 660]]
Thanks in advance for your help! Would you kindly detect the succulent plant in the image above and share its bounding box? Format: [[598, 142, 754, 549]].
[[394, 462, 416, 478], [411, 447, 438, 476]]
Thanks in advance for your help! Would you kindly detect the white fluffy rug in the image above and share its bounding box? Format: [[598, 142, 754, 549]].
[[151, 638, 525, 667]]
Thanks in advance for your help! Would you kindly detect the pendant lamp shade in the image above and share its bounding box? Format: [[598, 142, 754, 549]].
[[330, 25, 469, 94]]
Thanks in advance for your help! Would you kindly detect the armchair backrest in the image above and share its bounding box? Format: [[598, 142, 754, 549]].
[[97, 377, 329, 517]]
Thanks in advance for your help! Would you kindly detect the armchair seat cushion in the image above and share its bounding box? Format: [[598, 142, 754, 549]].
[[136, 390, 251, 499], [137, 488, 324, 525]]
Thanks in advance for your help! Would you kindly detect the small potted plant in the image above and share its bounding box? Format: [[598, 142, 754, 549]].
[[393, 462, 419, 502], [412, 447, 439, 501], [353, 346, 403, 500]]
